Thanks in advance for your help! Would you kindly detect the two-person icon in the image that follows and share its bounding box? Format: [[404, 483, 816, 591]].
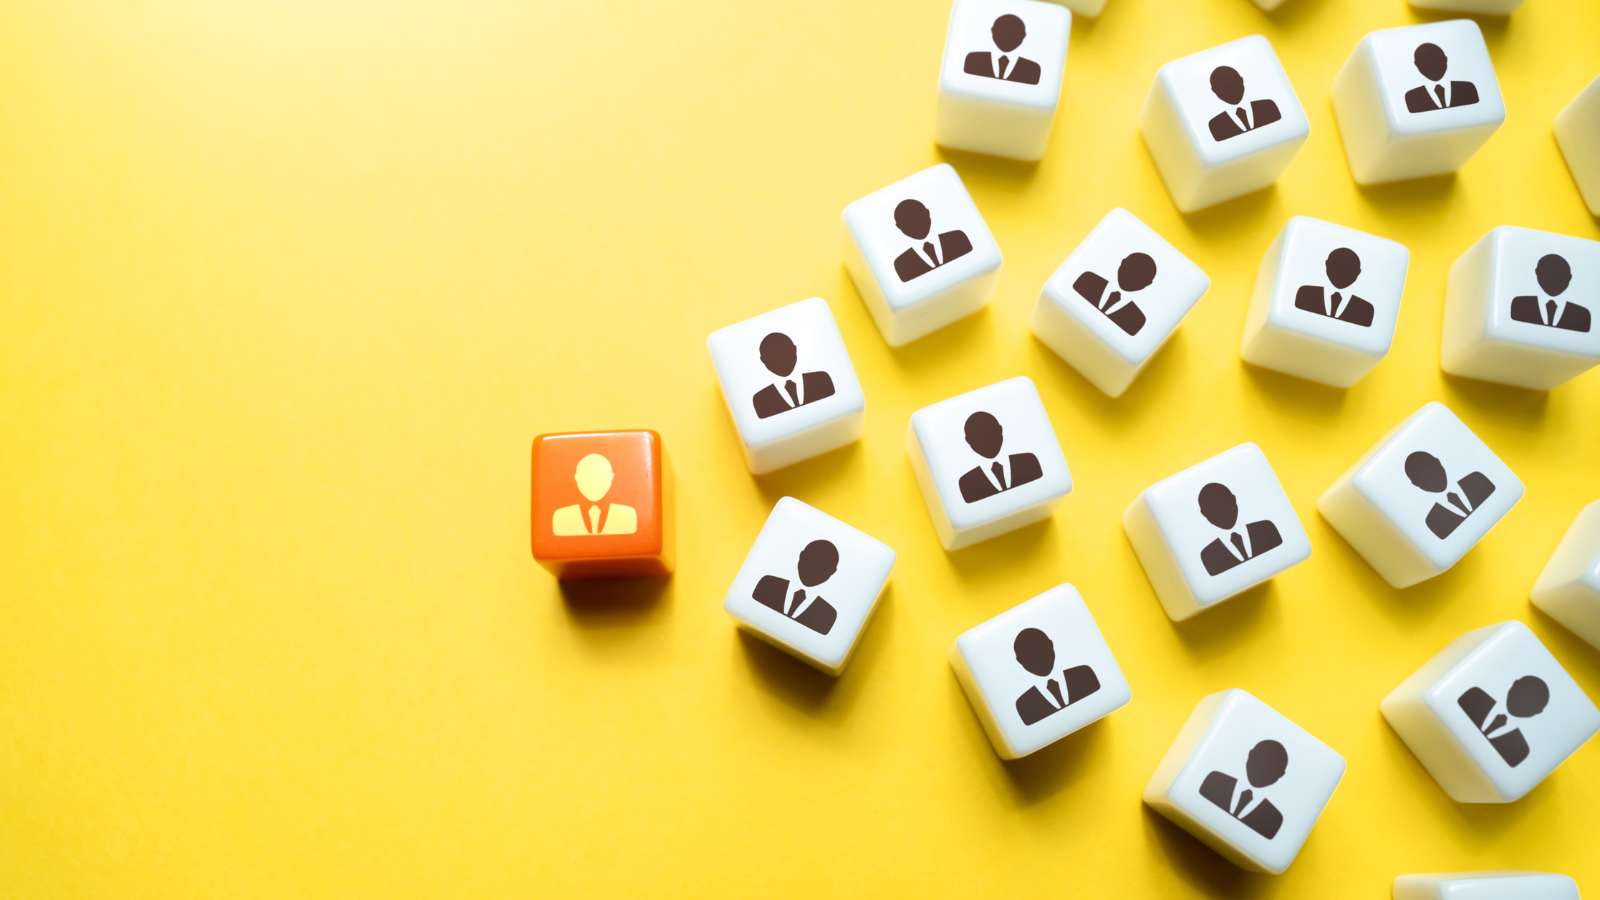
[[1404, 451, 1496, 539], [551, 454, 638, 536], [1197, 482, 1283, 576], [1073, 253, 1157, 336], [962, 14, 1041, 86], [892, 199, 973, 283], [752, 540, 841, 635], [1011, 627, 1101, 726], [751, 332, 836, 419], [1207, 65, 1282, 142], [1404, 42, 1480, 114], [1294, 248, 1374, 327], [1458, 676, 1549, 767], [1199, 740, 1289, 839], [958, 411, 1043, 503], [1510, 254, 1591, 333]]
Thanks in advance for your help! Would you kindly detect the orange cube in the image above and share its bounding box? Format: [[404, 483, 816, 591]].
[[531, 430, 675, 579]]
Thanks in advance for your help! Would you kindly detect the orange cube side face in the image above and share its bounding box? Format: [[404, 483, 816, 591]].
[[531, 430, 675, 579]]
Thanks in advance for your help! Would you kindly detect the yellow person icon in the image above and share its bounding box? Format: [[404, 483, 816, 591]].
[[552, 453, 638, 536]]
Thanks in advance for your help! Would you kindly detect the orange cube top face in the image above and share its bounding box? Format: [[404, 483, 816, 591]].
[[531, 430, 674, 579]]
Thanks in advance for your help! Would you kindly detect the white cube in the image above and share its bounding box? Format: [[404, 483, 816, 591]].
[[1140, 35, 1309, 213], [843, 164, 1003, 347], [1531, 500, 1600, 650], [723, 497, 896, 675], [907, 376, 1072, 550], [707, 298, 866, 474], [1240, 216, 1411, 387], [935, 0, 1071, 161], [1441, 227, 1600, 391], [1395, 872, 1578, 900], [1123, 443, 1311, 622], [1143, 689, 1345, 875], [949, 584, 1132, 759], [1381, 621, 1600, 803], [1331, 20, 1505, 185], [1031, 208, 1211, 397], [1318, 402, 1523, 589], [1556, 75, 1600, 216]]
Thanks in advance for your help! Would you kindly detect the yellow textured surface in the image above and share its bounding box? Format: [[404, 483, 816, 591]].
[[2, 0, 1598, 896]]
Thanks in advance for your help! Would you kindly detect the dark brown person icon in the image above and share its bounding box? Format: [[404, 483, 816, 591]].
[[962, 14, 1042, 86], [1012, 627, 1101, 726], [892, 199, 973, 283], [1510, 254, 1591, 333], [957, 412, 1042, 503], [1457, 675, 1549, 767], [751, 539, 840, 636], [1405, 451, 1495, 540], [750, 332, 836, 419], [1073, 252, 1156, 336], [1198, 483, 1283, 576], [1404, 43, 1480, 114], [1207, 66, 1282, 142], [1199, 740, 1288, 839], [1294, 247, 1374, 327]]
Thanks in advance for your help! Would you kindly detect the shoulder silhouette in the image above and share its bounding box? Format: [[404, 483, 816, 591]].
[[1293, 247, 1374, 327], [1404, 42, 1480, 113], [1073, 252, 1155, 336], [752, 540, 840, 635], [1510, 254, 1591, 333], [957, 411, 1042, 503], [1206, 66, 1281, 142], [962, 14, 1042, 86], [891, 199, 972, 283]]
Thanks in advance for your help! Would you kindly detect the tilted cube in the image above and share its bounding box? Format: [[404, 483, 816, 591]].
[[1031, 208, 1211, 397], [1441, 227, 1600, 390], [1240, 216, 1410, 387], [1140, 35, 1309, 212], [907, 376, 1072, 550], [723, 497, 896, 675], [1381, 621, 1600, 803], [1531, 500, 1600, 650], [843, 164, 1003, 347], [935, 0, 1071, 161], [1556, 75, 1600, 216], [949, 584, 1131, 759], [1395, 872, 1578, 900], [1144, 689, 1345, 874], [1123, 443, 1311, 621], [1318, 402, 1523, 588], [707, 297, 866, 474], [1331, 20, 1505, 185], [531, 430, 675, 580]]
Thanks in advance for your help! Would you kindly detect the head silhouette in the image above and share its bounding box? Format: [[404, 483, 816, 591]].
[[758, 332, 798, 377], [894, 199, 932, 240], [1404, 451, 1448, 493], [1013, 627, 1056, 677], [963, 411, 1005, 459], [1536, 254, 1572, 296], [1246, 740, 1289, 788], [573, 453, 615, 503], [1414, 43, 1449, 82], [1197, 482, 1239, 530], [1326, 248, 1361, 289], [1506, 675, 1550, 718], [991, 14, 1026, 53], [1117, 252, 1158, 292], [1210, 66, 1246, 105], [796, 540, 839, 587]]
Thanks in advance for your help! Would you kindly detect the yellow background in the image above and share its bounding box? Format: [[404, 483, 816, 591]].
[[2, 0, 1598, 895]]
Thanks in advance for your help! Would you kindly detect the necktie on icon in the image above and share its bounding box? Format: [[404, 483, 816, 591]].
[[1329, 290, 1344, 317], [788, 589, 806, 617], [785, 379, 799, 406], [1234, 789, 1254, 817], [588, 505, 602, 533], [997, 55, 1010, 79], [1235, 106, 1249, 130], [1046, 678, 1064, 708], [923, 241, 940, 268], [1435, 84, 1447, 107], [991, 462, 1007, 490], [1546, 300, 1558, 325], [1230, 531, 1249, 560]]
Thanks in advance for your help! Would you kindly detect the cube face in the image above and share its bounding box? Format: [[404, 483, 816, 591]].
[[1394, 872, 1578, 900], [531, 430, 673, 579], [1531, 500, 1600, 650], [1124, 443, 1311, 620], [843, 164, 1003, 346], [1240, 216, 1409, 387], [936, 0, 1071, 161], [1382, 622, 1600, 803], [723, 497, 896, 675], [1442, 228, 1600, 390], [907, 377, 1072, 550], [1032, 208, 1212, 397], [1556, 75, 1600, 216], [1141, 35, 1310, 212], [707, 298, 866, 474], [949, 584, 1131, 759], [1144, 690, 1345, 874]]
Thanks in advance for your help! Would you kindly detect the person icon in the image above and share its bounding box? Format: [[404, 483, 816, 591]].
[[551, 453, 638, 536], [957, 411, 1043, 503], [1457, 675, 1549, 767], [1197, 483, 1283, 576], [962, 14, 1042, 86], [1404, 42, 1480, 113], [1199, 740, 1288, 839], [1011, 627, 1101, 726], [1510, 254, 1591, 333], [1294, 247, 1374, 327], [1206, 65, 1282, 142], [1405, 451, 1496, 539], [751, 540, 840, 635], [892, 199, 973, 283], [750, 332, 836, 419], [1072, 252, 1156, 336]]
